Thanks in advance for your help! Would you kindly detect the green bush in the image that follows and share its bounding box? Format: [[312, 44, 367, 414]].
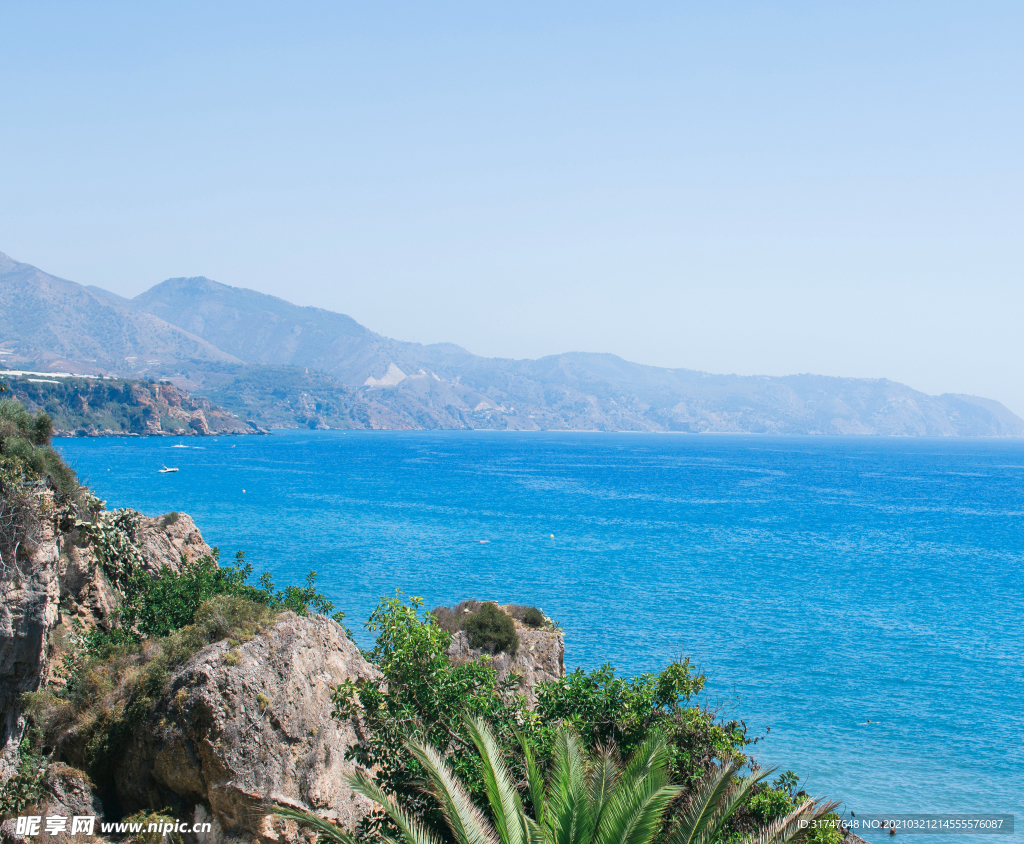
[[0, 399, 78, 503], [159, 511, 180, 527], [520, 605, 545, 628], [461, 601, 518, 656]]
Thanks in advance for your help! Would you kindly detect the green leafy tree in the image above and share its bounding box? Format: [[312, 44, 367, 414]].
[[333, 593, 526, 839]]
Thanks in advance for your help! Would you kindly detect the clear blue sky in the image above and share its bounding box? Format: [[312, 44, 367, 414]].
[[3, 2, 1023, 412]]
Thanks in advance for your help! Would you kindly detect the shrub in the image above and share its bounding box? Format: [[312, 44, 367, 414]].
[[520, 605, 545, 628], [159, 511, 180, 527], [0, 750, 46, 816], [461, 601, 518, 656], [429, 599, 481, 634]]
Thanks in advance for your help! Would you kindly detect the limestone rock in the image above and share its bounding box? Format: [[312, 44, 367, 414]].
[[447, 608, 564, 707], [134, 511, 213, 575], [0, 503, 210, 779], [116, 614, 379, 843], [0, 764, 108, 843], [0, 512, 61, 778]]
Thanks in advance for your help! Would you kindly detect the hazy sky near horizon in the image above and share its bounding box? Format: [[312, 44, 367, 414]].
[[3, 3, 1024, 412]]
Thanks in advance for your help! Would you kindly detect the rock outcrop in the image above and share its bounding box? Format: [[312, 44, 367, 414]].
[[447, 608, 564, 707], [0, 764, 107, 843], [116, 614, 379, 843], [0, 504, 62, 779], [0, 504, 210, 779], [134, 512, 213, 576]]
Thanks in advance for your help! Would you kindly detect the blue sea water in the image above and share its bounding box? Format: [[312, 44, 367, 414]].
[[54, 431, 1024, 841]]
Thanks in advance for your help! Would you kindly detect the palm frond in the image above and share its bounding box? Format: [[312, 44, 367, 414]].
[[518, 730, 547, 826], [465, 715, 527, 844], [546, 727, 592, 844], [405, 734, 502, 844], [593, 735, 676, 844], [269, 805, 360, 844], [744, 799, 842, 844], [663, 763, 738, 844], [598, 782, 681, 844], [691, 767, 774, 844], [349, 770, 449, 844], [586, 743, 620, 833]]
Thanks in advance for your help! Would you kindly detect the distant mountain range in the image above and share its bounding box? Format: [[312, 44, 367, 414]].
[[3, 251, 1022, 436]]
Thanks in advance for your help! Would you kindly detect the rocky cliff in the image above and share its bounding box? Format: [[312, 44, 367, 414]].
[[0, 504, 210, 778], [447, 609, 564, 708], [1, 374, 260, 437]]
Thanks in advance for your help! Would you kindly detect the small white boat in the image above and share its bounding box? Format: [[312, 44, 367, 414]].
[[158, 466, 179, 474]]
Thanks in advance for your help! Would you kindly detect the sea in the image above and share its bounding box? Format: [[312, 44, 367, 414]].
[[54, 430, 1024, 842]]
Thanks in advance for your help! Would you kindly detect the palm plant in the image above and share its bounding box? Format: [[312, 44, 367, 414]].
[[272, 716, 837, 844]]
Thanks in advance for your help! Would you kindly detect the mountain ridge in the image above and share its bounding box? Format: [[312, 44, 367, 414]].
[[3, 251, 1022, 436]]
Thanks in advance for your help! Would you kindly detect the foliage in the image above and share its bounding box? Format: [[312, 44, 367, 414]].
[[532, 661, 748, 791], [334, 593, 526, 840], [433, 600, 559, 636], [0, 399, 82, 578], [0, 399, 77, 499], [76, 508, 145, 592], [462, 601, 519, 655], [519, 606, 546, 628], [257, 568, 349, 629], [0, 739, 47, 817], [276, 716, 837, 844]]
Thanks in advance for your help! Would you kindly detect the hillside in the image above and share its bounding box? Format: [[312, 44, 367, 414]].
[[0, 371, 259, 436], [3, 251, 1023, 436], [0, 253, 239, 377]]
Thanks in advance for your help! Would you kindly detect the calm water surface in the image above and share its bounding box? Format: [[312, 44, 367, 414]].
[[55, 431, 1024, 841]]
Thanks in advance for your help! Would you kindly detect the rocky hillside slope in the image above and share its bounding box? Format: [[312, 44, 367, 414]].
[[0, 372, 259, 437], [0, 254, 238, 378]]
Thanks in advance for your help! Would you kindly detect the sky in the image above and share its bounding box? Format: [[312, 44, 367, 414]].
[[2, 2, 1023, 413]]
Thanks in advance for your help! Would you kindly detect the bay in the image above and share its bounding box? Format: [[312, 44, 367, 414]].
[[55, 430, 1024, 842]]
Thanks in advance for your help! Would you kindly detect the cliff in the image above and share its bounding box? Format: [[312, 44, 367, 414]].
[[0, 501, 211, 778], [0, 373, 261, 437], [447, 607, 564, 708]]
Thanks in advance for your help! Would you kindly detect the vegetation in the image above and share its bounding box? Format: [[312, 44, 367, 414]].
[[462, 601, 519, 655], [331, 594, 841, 844], [0, 737, 47, 817], [0, 399, 83, 580], [276, 715, 837, 844]]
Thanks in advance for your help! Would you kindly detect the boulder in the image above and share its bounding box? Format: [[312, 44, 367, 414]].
[[134, 512, 213, 575], [447, 607, 564, 707], [116, 614, 380, 843]]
